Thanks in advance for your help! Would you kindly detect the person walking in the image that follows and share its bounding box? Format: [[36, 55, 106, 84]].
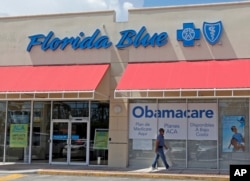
[[151, 128, 170, 171]]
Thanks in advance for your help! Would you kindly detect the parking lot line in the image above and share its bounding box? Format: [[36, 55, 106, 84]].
[[0, 174, 27, 181]]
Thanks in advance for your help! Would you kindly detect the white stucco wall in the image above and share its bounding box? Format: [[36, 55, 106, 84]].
[[0, 2, 250, 66], [126, 2, 250, 62]]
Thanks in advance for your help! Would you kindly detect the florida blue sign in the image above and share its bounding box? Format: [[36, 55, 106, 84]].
[[203, 21, 223, 45], [177, 23, 201, 47], [26, 26, 168, 52], [26, 21, 223, 51]]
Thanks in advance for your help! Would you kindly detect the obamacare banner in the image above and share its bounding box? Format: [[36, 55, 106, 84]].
[[129, 103, 218, 140]]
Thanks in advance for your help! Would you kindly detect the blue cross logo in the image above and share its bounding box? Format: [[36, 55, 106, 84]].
[[177, 23, 200, 47]]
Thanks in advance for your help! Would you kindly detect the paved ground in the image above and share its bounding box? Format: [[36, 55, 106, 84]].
[[0, 163, 229, 181]]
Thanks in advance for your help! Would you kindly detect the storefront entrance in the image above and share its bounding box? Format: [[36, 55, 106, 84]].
[[50, 118, 89, 165]]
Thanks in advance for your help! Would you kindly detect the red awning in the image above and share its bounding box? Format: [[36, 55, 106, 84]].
[[0, 64, 109, 93], [115, 59, 250, 98]]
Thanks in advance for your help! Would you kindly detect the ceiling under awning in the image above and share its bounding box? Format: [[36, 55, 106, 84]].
[[0, 64, 110, 100], [114, 59, 250, 99]]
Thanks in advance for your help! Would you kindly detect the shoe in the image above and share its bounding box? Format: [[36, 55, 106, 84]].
[[150, 166, 157, 172]]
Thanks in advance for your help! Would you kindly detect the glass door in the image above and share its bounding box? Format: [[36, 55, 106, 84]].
[[70, 122, 88, 164], [51, 121, 68, 163], [50, 118, 89, 165]]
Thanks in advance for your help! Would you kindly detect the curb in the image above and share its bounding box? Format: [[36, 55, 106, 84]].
[[37, 169, 229, 181], [0, 170, 39, 174]]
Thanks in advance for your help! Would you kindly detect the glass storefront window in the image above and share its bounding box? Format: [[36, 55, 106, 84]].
[[187, 99, 218, 169], [128, 99, 219, 169], [31, 102, 51, 162], [1, 100, 110, 166], [168, 140, 186, 168], [128, 139, 155, 167], [187, 140, 217, 169], [0, 102, 6, 162], [90, 101, 109, 165], [128, 98, 250, 170], [6, 101, 31, 162], [219, 99, 249, 169], [53, 101, 89, 119]]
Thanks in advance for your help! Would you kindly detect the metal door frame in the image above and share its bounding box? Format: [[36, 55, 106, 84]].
[[49, 117, 90, 165]]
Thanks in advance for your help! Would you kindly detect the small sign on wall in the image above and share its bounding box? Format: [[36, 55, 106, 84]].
[[222, 116, 245, 152], [93, 129, 109, 150], [10, 124, 28, 148]]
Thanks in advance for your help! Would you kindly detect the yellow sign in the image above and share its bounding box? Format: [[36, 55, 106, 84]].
[[10, 124, 28, 148], [94, 129, 109, 150]]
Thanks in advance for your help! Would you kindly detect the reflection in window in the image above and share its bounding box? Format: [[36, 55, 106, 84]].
[[90, 101, 109, 165], [188, 140, 217, 169], [0, 102, 6, 162], [53, 101, 89, 119], [32, 102, 51, 162]]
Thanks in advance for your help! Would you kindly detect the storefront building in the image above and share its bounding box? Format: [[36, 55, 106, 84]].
[[0, 2, 250, 170]]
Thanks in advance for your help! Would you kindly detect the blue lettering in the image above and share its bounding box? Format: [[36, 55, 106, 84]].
[[162, 109, 175, 118], [190, 110, 198, 118], [206, 110, 214, 118], [78, 29, 100, 49], [84, 29, 100, 48], [41, 31, 54, 50], [27, 29, 112, 52], [156, 33, 168, 46], [145, 106, 154, 118], [116, 26, 168, 49], [176, 109, 183, 118], [27, 33, 46, 51], [166, 129, 178, 134], [132, 106, 214, 119], [134, 26, 146, 47], [60, 37, 76, 50], [94, 36, 112, 49], [184, 110, 187, 117], [27, 26, 169, 51], [132, 106, 144, 118], [50, 38, 61, 51], [187, 110, 191, 118], [116, 29, 135, 48], [156, 110, 161, 118]]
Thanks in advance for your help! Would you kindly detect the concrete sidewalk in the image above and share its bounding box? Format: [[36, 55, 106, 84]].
[[0, 163, 229, 181]]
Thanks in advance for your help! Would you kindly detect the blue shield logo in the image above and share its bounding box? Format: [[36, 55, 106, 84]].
[[203, 21, 223, 45]]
